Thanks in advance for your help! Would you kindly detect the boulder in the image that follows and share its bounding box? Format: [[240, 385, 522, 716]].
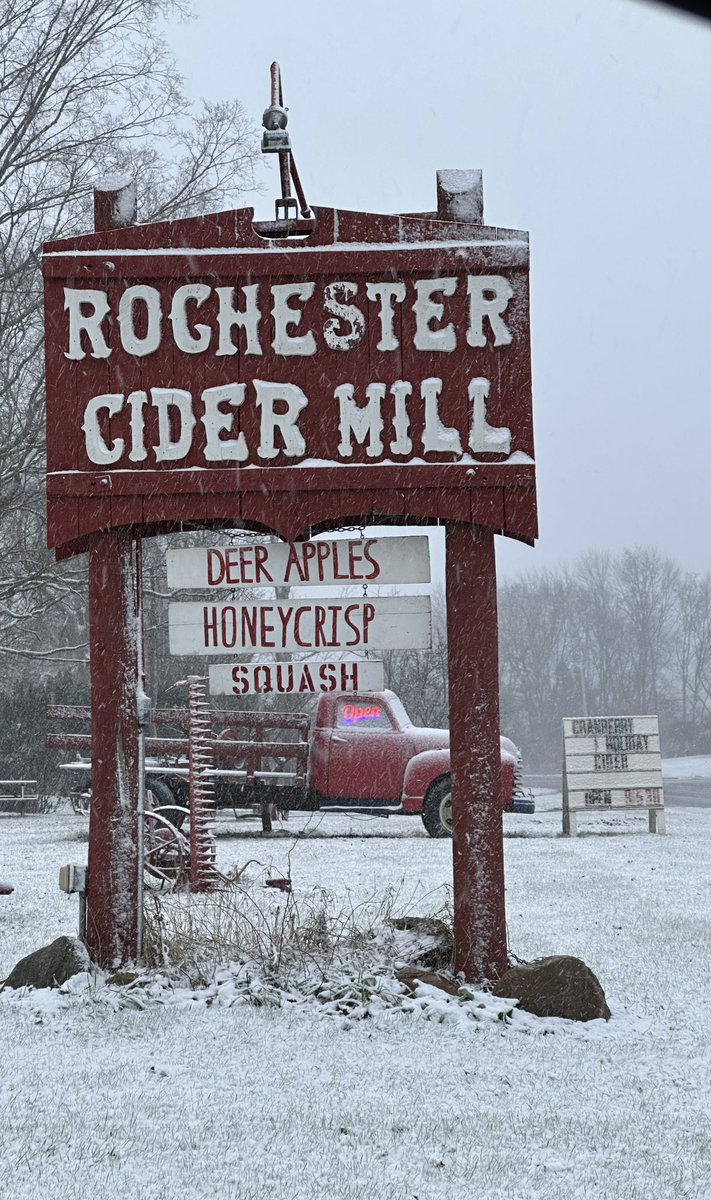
[[388, 916, 454, 971], [1, 935, 91, 991], [492, 955, 611, 1022], [396, 968, 461, 997]]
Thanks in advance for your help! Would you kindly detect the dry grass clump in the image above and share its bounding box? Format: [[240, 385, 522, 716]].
[[143, 880, 453, 992]]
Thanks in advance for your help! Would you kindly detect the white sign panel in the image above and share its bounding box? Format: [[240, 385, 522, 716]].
[[169, 595, 431, 656], [562, 714, 665, 835], [166, 537, 430, 590], [209, 658, 385, 697]]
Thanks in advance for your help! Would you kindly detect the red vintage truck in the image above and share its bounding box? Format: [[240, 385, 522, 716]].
[[49, 688, 533, 838]]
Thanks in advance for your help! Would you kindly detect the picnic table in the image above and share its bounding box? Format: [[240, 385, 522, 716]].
[[0, 780, 40, 816]]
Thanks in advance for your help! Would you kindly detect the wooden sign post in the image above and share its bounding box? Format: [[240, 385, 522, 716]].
[[43, 169, 536, 977]]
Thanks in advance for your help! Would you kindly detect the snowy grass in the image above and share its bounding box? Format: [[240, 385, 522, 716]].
[[1, 795, 710, 1199]]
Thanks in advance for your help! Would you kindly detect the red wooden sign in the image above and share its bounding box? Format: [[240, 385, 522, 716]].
[[43, 171, 537, 984], [43, 204, 536, 557]]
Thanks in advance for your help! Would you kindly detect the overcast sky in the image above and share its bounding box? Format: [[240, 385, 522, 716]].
[[163, 0, 711, 580]]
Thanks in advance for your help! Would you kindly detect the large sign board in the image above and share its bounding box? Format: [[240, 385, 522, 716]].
[[43, 205, 535, 553], [169, 595, 431, 656], [166, 536, 430, 590], [562, 715, 665, 835], [42, 175, 534, 980]]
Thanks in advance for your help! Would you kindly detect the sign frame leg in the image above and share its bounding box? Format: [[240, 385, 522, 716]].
[[86, 528, 143, 967], [445, 521, 508, 983]]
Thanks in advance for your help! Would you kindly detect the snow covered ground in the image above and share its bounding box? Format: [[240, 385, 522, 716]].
[[663, 754, 711, 780], [1, 790, 710, 1200]]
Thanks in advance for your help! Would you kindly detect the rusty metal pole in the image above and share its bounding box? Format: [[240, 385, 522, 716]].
[[446, 521, 508, 983], [85, 177, 143, 967]]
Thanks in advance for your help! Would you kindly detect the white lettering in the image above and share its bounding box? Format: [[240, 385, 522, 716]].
[[389, 380, 413, 455], [201, 383, 248, 461], [420, 377, 462, 454], [468, 377, 511, 454], [151, 388, 196, 461], [216, 284, 262, 356], [413, 277, 457, 352], [118, 285, 162, 356], [336, 382, 385, 457], [365, 281, 406, 351], [64, 289, 111, 360], [323, 281, 365, 350], [467, 275, 513, 348], [126, 390, 148, 462], [169, 283, 212, 354], [254, 380, 308, 458], [82, 394, 125, 464], [271, 282, 317, 356]]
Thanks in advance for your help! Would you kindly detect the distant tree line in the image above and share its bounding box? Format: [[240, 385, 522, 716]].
[[387, 546, 711, 770], [497, 547, 711, 769], [389, 545, 711, 771], [348, 545, 711, 771]]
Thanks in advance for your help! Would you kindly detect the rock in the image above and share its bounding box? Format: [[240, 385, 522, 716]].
[[0, 881, 13, 896], [388, 916, 454, 971], [1, 936, 91, 991], [492, 955, 611, 1022], [396, 968, 461, 997], [106, 970, 140, 987]]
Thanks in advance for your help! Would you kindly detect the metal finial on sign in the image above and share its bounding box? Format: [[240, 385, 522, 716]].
[[260, 62, 314, 234]]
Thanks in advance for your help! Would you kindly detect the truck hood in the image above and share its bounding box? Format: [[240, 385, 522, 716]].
[[408, 726, 450, 754], [407, 726, 520, 762]]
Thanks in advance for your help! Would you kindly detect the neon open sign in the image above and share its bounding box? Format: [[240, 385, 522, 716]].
[[341, 704, 383, 723]]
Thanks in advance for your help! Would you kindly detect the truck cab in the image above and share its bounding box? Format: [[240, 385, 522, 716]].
[[308, 689, 532, 835], [310, 690, 448, 806]]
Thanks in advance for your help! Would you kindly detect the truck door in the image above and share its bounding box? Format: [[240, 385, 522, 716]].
[[326, 698, 412, 802]]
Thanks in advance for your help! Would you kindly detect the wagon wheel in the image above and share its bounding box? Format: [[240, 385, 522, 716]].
[[143, 809, 190, 889]]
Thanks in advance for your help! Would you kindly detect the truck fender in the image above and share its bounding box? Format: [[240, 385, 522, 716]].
[[403, 746, 519, 814], [401, 749, 451, 815]]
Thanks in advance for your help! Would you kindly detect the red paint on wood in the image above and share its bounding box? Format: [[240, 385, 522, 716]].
[[47, 467, 534, 546], [446, 522, 508, 982], [86, 529, 142, 967], [43, 203, 535, 556]]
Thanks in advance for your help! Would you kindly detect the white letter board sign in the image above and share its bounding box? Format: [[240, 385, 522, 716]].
[[166, 536, 430, 590], [169, 595, 431, 656], [562, 715, 665, 836]]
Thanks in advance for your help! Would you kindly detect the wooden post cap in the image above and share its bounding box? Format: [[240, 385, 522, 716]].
[[436, 169, 483, 224], [93, 174, 137, 231]]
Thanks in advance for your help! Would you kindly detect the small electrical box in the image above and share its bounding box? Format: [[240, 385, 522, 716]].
[[59, 864, 87, 894]]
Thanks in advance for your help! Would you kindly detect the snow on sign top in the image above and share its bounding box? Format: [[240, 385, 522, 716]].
[[42, 201, 536, 553]]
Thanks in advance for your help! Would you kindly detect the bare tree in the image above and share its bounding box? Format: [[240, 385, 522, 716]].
[[674, 572, 711, 746], [498, 547, 711, 768], [574, 552, 631, 714], [615, 548, 679, 713], [498, 569, 580, 767], [381, 589, 449, 728], [0, 0, 260, 662]]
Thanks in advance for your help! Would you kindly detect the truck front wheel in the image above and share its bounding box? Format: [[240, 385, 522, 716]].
[[421, 777, 453, 838]]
